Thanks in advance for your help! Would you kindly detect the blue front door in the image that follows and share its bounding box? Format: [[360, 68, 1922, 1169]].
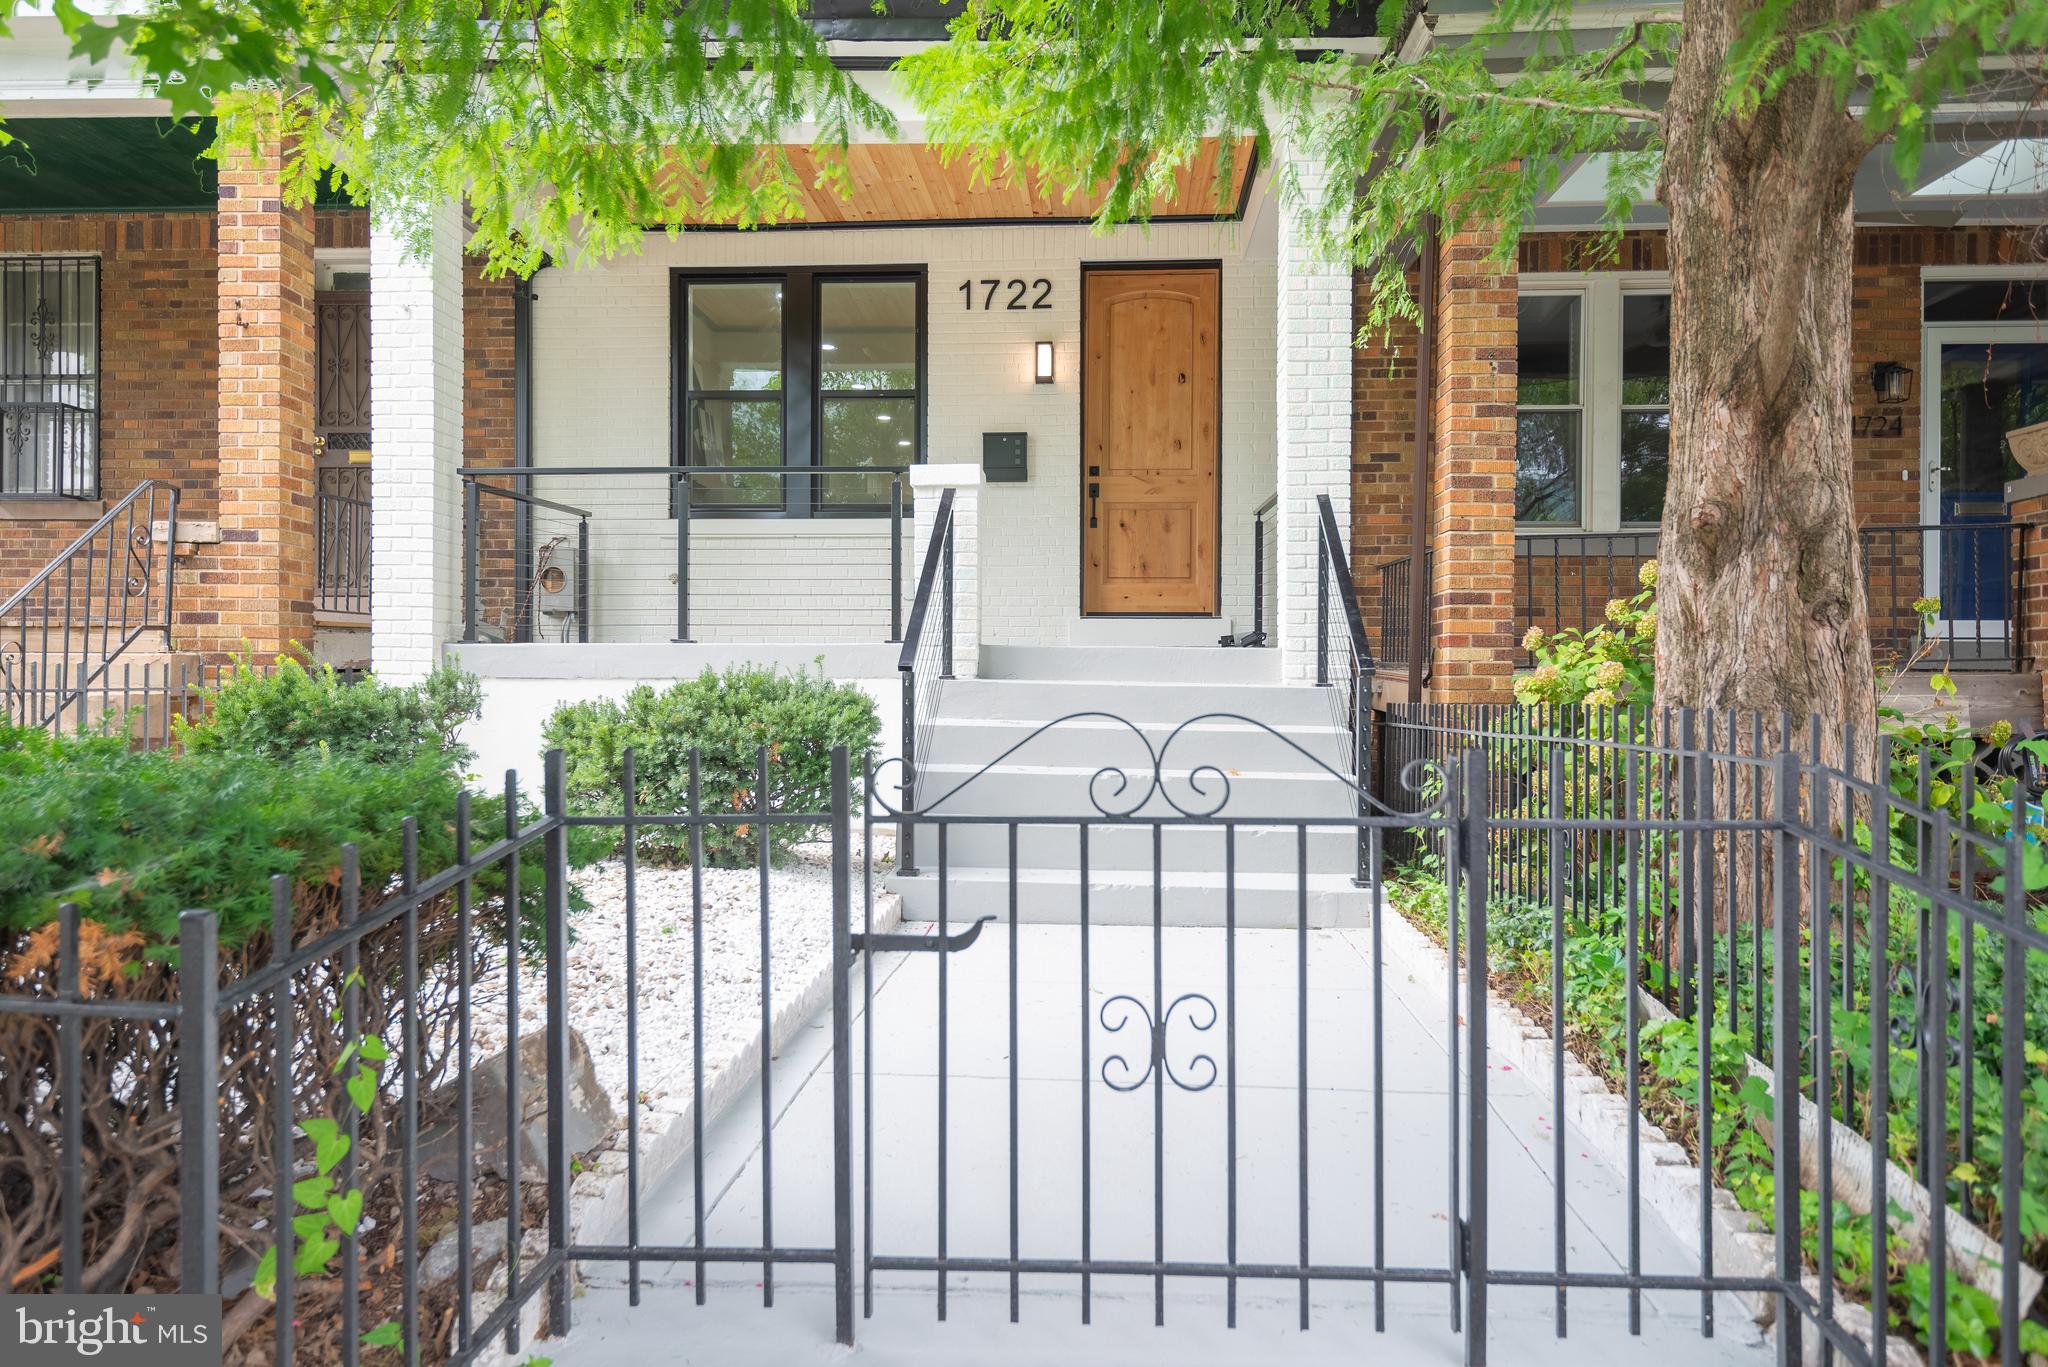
[[1934, 340, 2047, 629]]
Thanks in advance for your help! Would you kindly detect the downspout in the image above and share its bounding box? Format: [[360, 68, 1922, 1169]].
[[1405, 115, 1438, 706], [512, 260, 549, 643]]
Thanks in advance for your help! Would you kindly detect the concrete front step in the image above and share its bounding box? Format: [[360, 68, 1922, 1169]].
[[886, 865, 1373, 928], [921, 713, 1353, 774], [981, 644, 1280, 684], [934, 676, 1346, 726], [897, 819, 1364, 877], [912, 761, 1358, 819]]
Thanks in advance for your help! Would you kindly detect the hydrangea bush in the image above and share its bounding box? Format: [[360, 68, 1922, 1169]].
[[1513, 559, 1658, 709]]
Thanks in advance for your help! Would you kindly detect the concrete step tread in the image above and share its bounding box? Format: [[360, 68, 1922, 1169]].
[[930, 715, 1345, 737], [891, 866, 1365, 891]]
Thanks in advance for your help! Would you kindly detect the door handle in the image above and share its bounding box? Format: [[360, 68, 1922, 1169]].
[[1088, 481, 1101, 529]]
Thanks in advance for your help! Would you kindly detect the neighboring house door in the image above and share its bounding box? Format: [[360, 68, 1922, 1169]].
[[1920, 328, 2047, 648], [1080, 265, 1220, 615], [315, 291, 372, 614]]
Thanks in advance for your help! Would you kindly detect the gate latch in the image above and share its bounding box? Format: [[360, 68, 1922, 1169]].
[[851, 915, 996, 955]]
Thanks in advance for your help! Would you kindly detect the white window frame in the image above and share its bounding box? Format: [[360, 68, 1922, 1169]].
[[1517, 270, 1671, 533]]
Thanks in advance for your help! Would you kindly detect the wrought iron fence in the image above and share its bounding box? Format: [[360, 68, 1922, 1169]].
[[1, 745, 854, 1364], [317, 488, 373, 617], [1, 479, 176, 731], [458, 465, 910, 646], [1385, 700, 2048, 1366]]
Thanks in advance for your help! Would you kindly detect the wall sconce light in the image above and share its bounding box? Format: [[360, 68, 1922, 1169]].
[[1871, 361, 1916, 406], [1035, 341, 1056, 385]]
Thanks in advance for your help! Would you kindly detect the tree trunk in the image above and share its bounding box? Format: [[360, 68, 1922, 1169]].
[[1658, 0, 1879, 789]]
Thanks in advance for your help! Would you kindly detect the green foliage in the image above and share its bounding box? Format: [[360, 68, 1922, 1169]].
[[543, 663, 880, 867], [179, 654, 480, 770], [1514, 559, 1657, 708], [0, 662, 593, 953], [901, 0, 2045, 347], [20, 0, 893, 274]]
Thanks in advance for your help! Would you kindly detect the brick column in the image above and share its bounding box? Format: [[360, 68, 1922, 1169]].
[[1428, 229, 1518, 701], [1275, 137, 1356, 683], [2008, 473, 2048, 724], [909, 463, 981, 679], [211, 125, 318, 660], [370, 200, 466, 682]]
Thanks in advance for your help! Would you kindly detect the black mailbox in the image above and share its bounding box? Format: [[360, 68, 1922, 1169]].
[[983, 431, 1028, 483]]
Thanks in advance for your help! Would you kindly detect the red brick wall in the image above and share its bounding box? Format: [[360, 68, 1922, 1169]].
[[1428, 230, 1519, 701], [0, 213, 219, 599], [1350, 278, 1419, 659], [206, 133, 318, 660], [1358, 224, 2043, 688], [464, 259, 523, 632]]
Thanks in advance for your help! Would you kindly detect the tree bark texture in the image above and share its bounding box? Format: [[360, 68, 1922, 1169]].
[[1658, 0, 1880, 790]]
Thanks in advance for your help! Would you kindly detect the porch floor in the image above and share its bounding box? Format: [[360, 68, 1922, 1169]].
[[539, 925, 1772, 1366]]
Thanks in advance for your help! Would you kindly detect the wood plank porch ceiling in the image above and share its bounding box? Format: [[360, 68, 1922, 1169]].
[[663, 138, 1255, 226]]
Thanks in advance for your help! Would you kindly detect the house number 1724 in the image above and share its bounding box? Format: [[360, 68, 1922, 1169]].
[[960, 278, 1053, 310]]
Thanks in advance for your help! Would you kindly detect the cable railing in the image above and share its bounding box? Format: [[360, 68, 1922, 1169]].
[[1313, 493, 1376, 883], [458, 465, 911, 645], [315, 488, 372, 617], [1, 479, 176, 731], [895, 486, 955, 877]]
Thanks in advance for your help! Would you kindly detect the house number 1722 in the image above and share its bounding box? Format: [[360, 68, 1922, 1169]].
[[960, 278, 1053, 310]]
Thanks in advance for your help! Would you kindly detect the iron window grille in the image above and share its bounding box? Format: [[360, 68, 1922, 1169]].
[[0, 256, 100, 499]]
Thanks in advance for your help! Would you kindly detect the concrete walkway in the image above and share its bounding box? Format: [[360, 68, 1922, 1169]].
[[541, 923, 1774, 1366]]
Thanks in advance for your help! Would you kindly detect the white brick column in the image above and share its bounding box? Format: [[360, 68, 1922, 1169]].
[[370, 200, 466, 682], [1275, 138, 1354, 683], [909, 463, 981, 680]]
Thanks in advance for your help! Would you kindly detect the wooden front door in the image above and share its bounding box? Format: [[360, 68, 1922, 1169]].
[[1081, 266, 1220, 615]]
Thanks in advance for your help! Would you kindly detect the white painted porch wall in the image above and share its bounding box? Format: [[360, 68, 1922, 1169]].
[[529, 204, 1280, 647]]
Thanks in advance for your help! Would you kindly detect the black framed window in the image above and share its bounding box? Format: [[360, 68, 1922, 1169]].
[[1516, 294, 1583, 524], [674, 268, 924, 516]]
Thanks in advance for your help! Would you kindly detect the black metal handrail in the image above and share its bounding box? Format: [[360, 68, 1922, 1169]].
[[1, 479, 177, 731], [316, 489, 372, 617], [896, 487, 956, 876], [459, 465, 910, 645], [1512, 530, 1659, 665], [1314, 493, 1376, 883], [0, 400, 97, 499], [1221, 493, 1278, 647]]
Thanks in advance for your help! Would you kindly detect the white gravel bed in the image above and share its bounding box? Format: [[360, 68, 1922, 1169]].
[[467, 832, 893, 1119]]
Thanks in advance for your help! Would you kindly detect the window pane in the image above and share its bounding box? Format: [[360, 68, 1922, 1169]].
[[820, 281, 917, 390], [820, 396, 915, 506], [1621, 294, 1671, 405], [687, 398, 783, 507], [1518, 295, 1580, 405], [1620, 410, 1670, 524], [1923, 278, 2048, 324], [1516, 411, 1581, 523], [687, 282, 782, 392]]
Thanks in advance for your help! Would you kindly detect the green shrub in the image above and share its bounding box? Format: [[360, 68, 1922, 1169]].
[[179, 653, 481, 770], [1514, 558, 1657, 708], [544, 663, 882, 867], [0, 721, 516, 952]]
